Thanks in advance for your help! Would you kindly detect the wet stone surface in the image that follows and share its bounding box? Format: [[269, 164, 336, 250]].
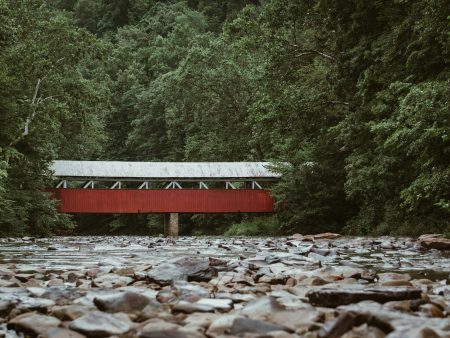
[[0, 234, 448, 337]]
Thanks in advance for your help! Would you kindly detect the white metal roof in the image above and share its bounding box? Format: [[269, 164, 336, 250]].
[[51, 161, 280, 180]]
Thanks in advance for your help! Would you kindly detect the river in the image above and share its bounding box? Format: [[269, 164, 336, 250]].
[[0, 235, 449, 337]]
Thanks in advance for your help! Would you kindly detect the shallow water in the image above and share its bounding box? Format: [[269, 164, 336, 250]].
[[0, 236, 448, 281]]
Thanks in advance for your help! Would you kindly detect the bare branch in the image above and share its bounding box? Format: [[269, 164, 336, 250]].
[[296, 49, 335, 61], [327, 100, 349, 106], [9, 58, 65, 147]]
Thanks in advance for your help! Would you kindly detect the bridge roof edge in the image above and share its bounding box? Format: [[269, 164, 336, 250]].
[[51, 161, 282, 180]]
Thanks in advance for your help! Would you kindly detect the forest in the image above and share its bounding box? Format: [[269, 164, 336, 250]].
[[0, 0, 449, 236]]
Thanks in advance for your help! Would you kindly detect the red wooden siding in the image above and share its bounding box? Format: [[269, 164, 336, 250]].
[[48, 189, 275, 213]]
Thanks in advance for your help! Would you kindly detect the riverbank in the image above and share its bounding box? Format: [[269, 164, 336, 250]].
[[0, 235, 449, 337]]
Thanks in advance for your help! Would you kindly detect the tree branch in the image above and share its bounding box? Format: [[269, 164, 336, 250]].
[[9, 58, 64, 146], [296, 49, 335, 61]]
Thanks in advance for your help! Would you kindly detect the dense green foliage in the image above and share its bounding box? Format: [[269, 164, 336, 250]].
[[0, 0, 448, 236]]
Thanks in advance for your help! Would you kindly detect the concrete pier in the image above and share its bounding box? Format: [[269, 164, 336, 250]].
[[164, 213, 179, 236]]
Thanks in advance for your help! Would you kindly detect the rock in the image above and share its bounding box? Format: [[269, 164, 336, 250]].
[[341, 324, 385, 338], [240, 297, 285, 318], [41, 286, 84, 305], [196, 298, 232, 311], [138, 320, 204, 338], [314, 233, 342, 240], [338, 301, 450, 337], [420, 236, 450, 250], [170, 280, 210, 299], [418, 303, 444, 318], [318, 312, 356, 338], [50, 304, 93, 320], [386, 326, 444, 338], [46, 279, 65, 287], [94, 291, 150, 313], [288, 233, 304, 240], [8, 312, 61, 336], [230, 317, 288, 335], [92, 274, 133, 288], [206, 315, 242, 336], [138, 301, 166, 321], [267, 308, 323, 332], [42, 328, 87, 338], [182, 312, 220, 331], [307, 287, 422, 307], [147, 257, 216, 285], [382, 280, 413, 287], [172, 301, 215, 314], [15, 296, 55, 312], [299, 277, 330, 286], [377, 272, 411, 283], [70, 311, 132, 337]]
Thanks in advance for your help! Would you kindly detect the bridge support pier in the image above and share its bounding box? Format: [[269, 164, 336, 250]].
[[164, 213, 179, 236]]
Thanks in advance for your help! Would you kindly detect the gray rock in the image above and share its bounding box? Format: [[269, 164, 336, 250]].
[[139, 321, 190, 338], [147, 257, 216, 285], [70, 311, 132, 337], [92, 274, 133, 288], [172, 301, 215, 314], [50, 304, 93, 320], [230, 317, 288, 335], [8, 313, 61, 336], [94, 291, 150, 313], [42, 328, 87, 338], [41, 286, 84, 305], [196, 298, 232, 311], [318, 312, 357, 338], [307, 287, 422, 307]]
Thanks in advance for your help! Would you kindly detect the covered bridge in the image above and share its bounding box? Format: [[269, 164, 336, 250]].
[[49, 161, 280, 235]]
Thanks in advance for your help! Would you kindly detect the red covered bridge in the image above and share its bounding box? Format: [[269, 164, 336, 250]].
[[49, 161, 280, 235]]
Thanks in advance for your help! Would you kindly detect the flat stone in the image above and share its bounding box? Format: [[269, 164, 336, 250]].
[[307, 287, 422, 307], [70, 311, 132, 337], [42, 328, 87, 338], [230, 317, 288, 335], [420, 237, 450, 250], [16, 296, 55, 312], [318, 312, 357, 338], [338, 301, 450, 337], [147, 257, 215, 285], [196, 298, 232, 311], [94, 291, 150, 313], [139, 320, 201, 338], [206, 315, 242, 336], [387, 326, 445, 338], [41, 286, 84, 305], [92, 274, 133, 288], [377, 272, 411, 283], [418, 303, 444, 318], [8, 313, 61, 336], [50, 304, 93, 320], [267, 308, 322, 331], [314, 233, 342, 240], [340, 324, 385, 338], [240, 296, 285, 318], [172, 301, 215, 314]]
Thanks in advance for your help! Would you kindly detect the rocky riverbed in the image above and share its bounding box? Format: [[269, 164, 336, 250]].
[[0, 234, 449, 338]]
